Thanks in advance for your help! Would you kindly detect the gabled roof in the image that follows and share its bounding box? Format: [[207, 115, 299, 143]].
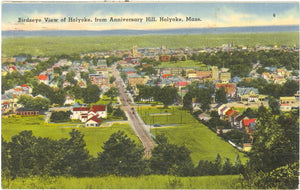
[[237, 87, 259, 95], [37, 75, 48, 80], [86, 115, 101, 124], [243, 118, 256, 126], [91, 105, 106, 112], [235, 115, 246, 122], [225, 109, 234, 116], [73, 107, 90, 111], [220, 106, 229, 113]]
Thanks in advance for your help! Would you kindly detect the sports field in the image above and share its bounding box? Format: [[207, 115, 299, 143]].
[[138, 106, 247, 164], [138, 106, 197, 125]]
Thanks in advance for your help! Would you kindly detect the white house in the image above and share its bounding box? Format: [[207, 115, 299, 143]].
[[64, 95, 75, 105], [89, 105, 107, 119], [70, 107, 90, 120], [85, 115, 101, 127]]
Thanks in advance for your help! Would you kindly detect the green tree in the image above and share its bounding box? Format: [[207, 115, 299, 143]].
[[159, 86, 177, 108], [233, 155, 244, 174], [104, 87, 119, 100], [248, 109, 299, 175], [150, 134, 194, 176], [83, 85, 101, 104], [109, 76, 116, 84], [97, 131, 145, 176], [214, 154, 222, 174], [107, 102, 113, 114], [222, 129, 249, 147], [64, 129, 91, 177], [50, 111, 71, 123], [281, 80, 298, 96], [120, 72, 127, 81], [215, 87, 227, 103], [221, 157, 233, 175], [268, 96, 280, 115]]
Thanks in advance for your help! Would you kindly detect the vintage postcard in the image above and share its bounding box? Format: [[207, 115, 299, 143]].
[[1, 1, 299, 189]]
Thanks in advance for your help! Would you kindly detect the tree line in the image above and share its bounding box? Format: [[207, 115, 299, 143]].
[[2, 130, 243, 179], [189, 50, 299, 77], [2, 106, 298, 188], [135, 85, 178, 108]]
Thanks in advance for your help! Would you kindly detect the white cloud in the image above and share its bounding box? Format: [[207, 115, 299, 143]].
[[2, 7, 299, 31]]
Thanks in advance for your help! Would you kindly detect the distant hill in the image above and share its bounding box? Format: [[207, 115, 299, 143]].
[[2, 25, 298, 37]]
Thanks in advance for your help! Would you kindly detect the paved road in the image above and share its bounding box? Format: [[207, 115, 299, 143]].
[[112, 66, 155, 158]]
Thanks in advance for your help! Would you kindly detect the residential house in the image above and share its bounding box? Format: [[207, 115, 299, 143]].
[[89, 74, 109, 86], [235, 115, 247, 128], [218, 105, 230, 116], [37, 75, 49, 85], [85, 115, 102, 127], [215, 83, 236, 97], [242, 118, 256, 141], [128, 74, 145, 87], [160, 55, 171, 62], [236, 87, 266, 102], [243, 143, 252, 152], [70, 107, 90, 120], [89, 105, 107, 119], [196, 71, 212, 82], [280, 103, 292, 111], [64, 95, 75, 105], [198, 112, 211, 121], [77, 80, 87, 88], [219, 72, 231, 83], [280, 97, 295, 104]]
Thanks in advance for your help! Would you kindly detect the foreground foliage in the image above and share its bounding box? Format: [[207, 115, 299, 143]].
[[2, 175, 242, 189]]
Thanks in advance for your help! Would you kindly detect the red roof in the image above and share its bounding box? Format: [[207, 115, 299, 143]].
[[91, 105, 106, 112], [281, 103, 290, 106], [2, 102, 10, 105], [178, 81, 188, 86], [243, 118, 256, 126], [215, 83, 236, 88], [37, 75, 48, 80], [21, 84, 28, 87], [162, 74, 172, 78], [8, 66, 17, 70], [14, 88, 22, 91], [73, 107, 90, 111], [220, 106, 228, 113], [225, 109, 234, 116], [87, 115, 101, 124]]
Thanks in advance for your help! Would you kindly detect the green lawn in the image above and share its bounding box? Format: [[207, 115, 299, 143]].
[[152, 123, 247, 165], [158, 60, 208, 70], [2, 116, 139, 157], [2, 175, 243, 189], [2, 32, 298, 57], [75, 95, 118, 106], [138, 106, 247, 164], [138, 106, 197, 125]]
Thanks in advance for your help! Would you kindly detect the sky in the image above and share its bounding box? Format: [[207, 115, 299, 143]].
[[1, 2, 299, 31]]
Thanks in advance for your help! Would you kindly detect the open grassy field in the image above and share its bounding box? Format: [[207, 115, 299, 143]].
[[2, 32, 298, 56], [2, 175, 242, 189], [2, 116, 139, 157], [137, 106, 247, 164], [152, 123, 247, 165], [138, 106, 197, 125], [158, 60, 208, 70]]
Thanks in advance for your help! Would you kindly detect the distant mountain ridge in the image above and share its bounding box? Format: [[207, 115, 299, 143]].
[[2, 25, 298, 37]]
